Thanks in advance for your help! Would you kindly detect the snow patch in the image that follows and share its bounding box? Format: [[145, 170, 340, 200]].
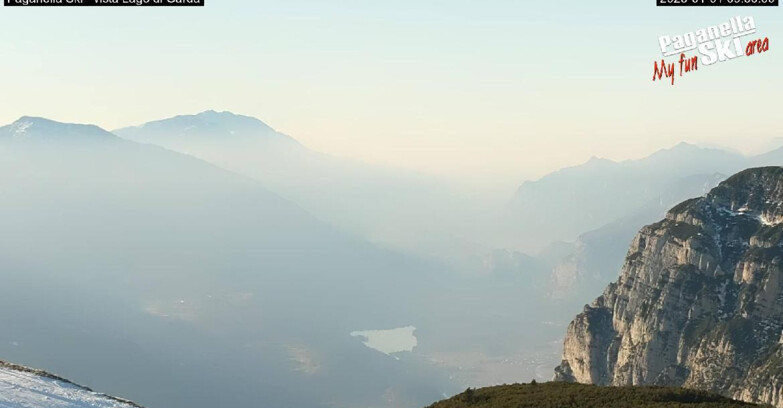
[[0, 364, 139, 408], [11, 121, 33, 137], [719, 207, 782, 227]]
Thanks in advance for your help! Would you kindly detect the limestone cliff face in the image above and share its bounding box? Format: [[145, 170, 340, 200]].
[[554, 167, 783, 407]]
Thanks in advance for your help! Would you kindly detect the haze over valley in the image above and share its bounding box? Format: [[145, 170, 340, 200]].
[[0, 111, 781, 407], [1, 0, 782, 406]]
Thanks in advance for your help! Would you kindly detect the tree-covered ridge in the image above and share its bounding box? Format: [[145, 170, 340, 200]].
[[426, 382, 762, 408]]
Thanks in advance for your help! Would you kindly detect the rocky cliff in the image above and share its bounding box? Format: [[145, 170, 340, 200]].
[[554, 167, 783, 407]]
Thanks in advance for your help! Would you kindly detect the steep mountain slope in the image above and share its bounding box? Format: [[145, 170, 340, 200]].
[[426, 382, 757, 408], [554, 167, 783, 407], [0, 117, 454, 408], [504, 143, 747, 252], [114, 111, 480, 261], [0, 361, 141, 408]]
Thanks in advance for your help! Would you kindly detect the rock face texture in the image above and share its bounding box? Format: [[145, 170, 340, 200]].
[[554, 167, 783, 407]]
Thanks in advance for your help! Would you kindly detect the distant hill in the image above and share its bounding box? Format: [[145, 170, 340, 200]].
[[503, 143, 748, 252], [426, 382, 759, 408]]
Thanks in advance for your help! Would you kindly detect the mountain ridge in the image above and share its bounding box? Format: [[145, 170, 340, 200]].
[[503, 143, 748, 252], [0, 117, 119, 143], [114, 110, 299, 146]]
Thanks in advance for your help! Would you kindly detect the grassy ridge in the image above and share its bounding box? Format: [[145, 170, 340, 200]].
[[426, 382, 762, 408]]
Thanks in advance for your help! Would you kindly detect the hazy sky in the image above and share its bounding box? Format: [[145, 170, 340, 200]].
[[1, 1, 781, 184]]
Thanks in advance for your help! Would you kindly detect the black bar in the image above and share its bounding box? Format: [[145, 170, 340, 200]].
[[4, 0, 203, 6], [658, 0, 777, 5]]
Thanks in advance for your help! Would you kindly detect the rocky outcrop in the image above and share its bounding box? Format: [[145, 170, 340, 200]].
[[554, 167, 783, 407]]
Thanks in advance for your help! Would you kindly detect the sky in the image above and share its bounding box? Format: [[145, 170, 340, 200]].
[[0, 0, 781, 185]]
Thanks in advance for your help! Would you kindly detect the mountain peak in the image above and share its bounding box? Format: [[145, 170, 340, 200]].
[[641, 142, 710, 161], [195, 109, 237, 118], [13, 116, 65, 129], [585, 155, 614, 165], [167, 110, 271, 128], [0, 117, 117, 143], [198, 109, 232, 114], [672, 141, 699, 150], [115, 111, 299, 146], [631, 141, 745, 175]]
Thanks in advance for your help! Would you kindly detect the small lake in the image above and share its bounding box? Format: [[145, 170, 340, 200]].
[[350, 326, 418, 355]]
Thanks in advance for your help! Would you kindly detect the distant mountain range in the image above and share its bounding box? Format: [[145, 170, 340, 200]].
[[112, 111, 783, 268], [5, 112, 781, 406], [0, 116, 455, 408], [0, 113, 598, 402], [114, 111, 783, 280], [502, 142, 773, 252], [114, 111, 477, 262], [487, 142, 783, 316]]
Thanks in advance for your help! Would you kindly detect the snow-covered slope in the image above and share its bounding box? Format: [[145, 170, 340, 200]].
[[0, 361, 142, 408]]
